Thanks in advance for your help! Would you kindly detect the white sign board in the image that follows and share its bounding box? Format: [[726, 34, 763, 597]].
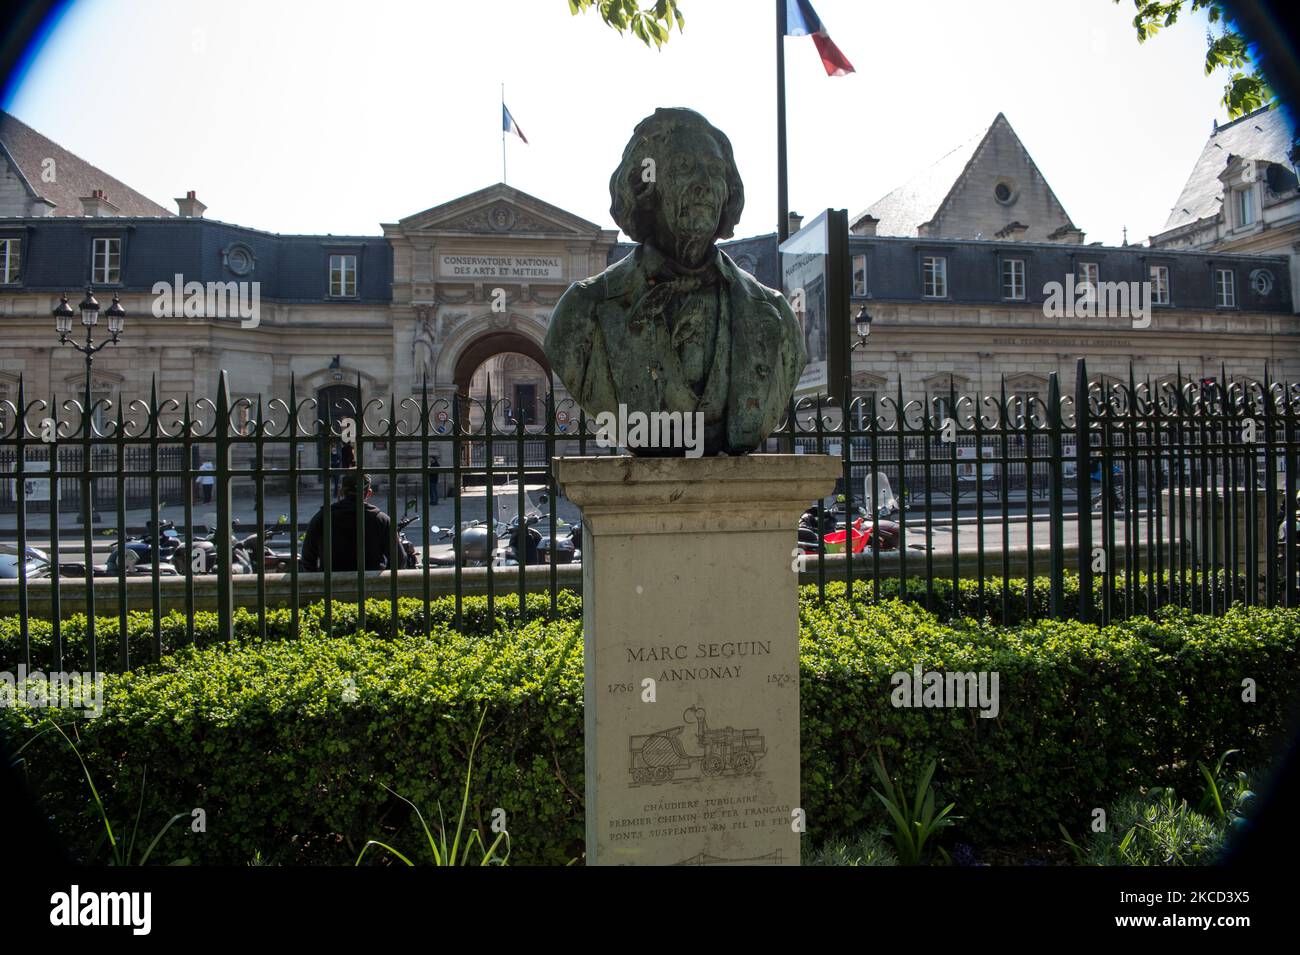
[[437, 254, 564, 281], [20, 459, 55, 502], [956, 445, 997, 481]]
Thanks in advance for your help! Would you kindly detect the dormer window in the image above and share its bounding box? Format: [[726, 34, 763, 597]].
[[1215, 268, 1236, 308], [1077, 261, 1099, 302], [0, 238, 20, 284], [91, 237, 121, 284], [1237, 185, 1256, 227], [329, 253, 357, 297]]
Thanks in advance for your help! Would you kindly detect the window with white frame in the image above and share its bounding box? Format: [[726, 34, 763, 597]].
[[329, 254, 357, 297], [1149, 265, 1170, 305], [1001, 258, 1025, 300], [1237, 186, 1256, 227], [0, 238, 20, 284], [92, 237, 121, 284], [922, 255, 947, 298], [91, 388, 112, 433], [1215, 268, 1236, 307], [1077, 261, 1099, 302], [852, 254, 867, 297]]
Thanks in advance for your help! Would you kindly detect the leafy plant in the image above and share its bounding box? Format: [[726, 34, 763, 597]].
[[1196, 748, 1255, 823], [1116, 0, 1274, 117], [17, 719, 189, 866], [355, 708, 510, 867], [804, 829, 898, 866], [869, 754, 958, 865], [1058, 821, 1137, 865], [568, 0, 685, 49], [1061, 787, 1229, 865]]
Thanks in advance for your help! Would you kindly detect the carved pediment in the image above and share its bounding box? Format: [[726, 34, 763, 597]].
[[392, 183, 605, 238], [445, 204, 555, 235]]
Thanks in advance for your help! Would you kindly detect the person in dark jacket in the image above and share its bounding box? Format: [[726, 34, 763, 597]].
[[329, 441, 343, 498], [300, 472, 394, 572]]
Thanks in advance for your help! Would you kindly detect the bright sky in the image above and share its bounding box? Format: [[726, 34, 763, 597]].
[[5, 0, 1230, 245]]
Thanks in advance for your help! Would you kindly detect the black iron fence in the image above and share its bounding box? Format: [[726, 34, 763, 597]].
[[0, 445, 187, 512], [2, 359, 1298, 675]]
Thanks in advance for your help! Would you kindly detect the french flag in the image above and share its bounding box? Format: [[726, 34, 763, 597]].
[[503, 103, 528, 144], [785, 0, 855, 77]]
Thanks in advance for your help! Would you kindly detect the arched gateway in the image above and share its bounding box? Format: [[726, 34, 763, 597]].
[[382, 182, 618, 408], [380, 184, 619, 484]]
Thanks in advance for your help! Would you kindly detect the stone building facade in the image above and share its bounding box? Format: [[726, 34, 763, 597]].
[[1149, 104, 1300, 309], [0, 109, 1297, 457]]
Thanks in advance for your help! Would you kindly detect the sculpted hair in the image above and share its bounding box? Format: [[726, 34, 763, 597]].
[[609, 107, 745, 243]]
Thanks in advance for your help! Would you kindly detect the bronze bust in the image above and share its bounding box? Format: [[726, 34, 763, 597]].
[[545, 107, 806, 456]]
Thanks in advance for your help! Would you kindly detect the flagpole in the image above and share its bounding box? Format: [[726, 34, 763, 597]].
[[501, 82, 507, 184], [776, 0, 789, 244]]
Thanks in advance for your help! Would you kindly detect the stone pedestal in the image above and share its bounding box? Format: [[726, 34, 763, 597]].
[[555, 454, 840, 866], [1159, 487, 1273, 576]]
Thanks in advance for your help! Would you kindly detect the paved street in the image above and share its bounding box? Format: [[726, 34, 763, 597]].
[[5, 499, 1170, 564]]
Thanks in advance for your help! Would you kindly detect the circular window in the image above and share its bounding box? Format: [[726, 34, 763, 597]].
[[1251, 268, 1274, 296], [994, 181, 1015, 204], [223, 242, 255, 276]]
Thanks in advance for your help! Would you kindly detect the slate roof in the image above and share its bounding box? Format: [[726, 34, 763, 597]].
[[0, 110, 173, 217], [851, 122, 989, 236], [1163, 104, 1298, 231]]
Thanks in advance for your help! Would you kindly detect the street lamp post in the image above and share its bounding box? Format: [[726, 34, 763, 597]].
[[53, 289, 126, 526], [55, 290, 126, 399], [849, 303, 872, 428]]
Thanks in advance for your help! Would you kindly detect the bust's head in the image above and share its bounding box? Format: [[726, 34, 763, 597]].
[[609, 108, 745, 267]]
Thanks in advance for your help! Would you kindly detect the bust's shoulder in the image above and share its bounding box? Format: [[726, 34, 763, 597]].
[[556, 250, 642, 311], [719, 251, 788, 309]]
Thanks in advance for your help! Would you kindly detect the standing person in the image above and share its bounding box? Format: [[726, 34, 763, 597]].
[[197, 459, 215, 504], [329, 441, 343, 498], [300, 472, 395, 572]]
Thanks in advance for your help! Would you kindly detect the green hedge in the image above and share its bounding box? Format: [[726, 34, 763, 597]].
[[0, 591, 583, 673], [798, 599, 1298, 849], [804, 570, 1259, 626], [4, 595, 1296, 865], [2, 571, 1253, 674]]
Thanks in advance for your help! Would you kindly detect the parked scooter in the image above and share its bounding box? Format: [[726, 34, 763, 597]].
[[797, 499, 900, 555], [797, 505, 838, 553], [231, 517, 301, 573], [425, 520, 502, 568], [172, 519, 255, 575], [539, 517, 581, 565], [105, 518, 184, 576], [396, 514, 421, 569]]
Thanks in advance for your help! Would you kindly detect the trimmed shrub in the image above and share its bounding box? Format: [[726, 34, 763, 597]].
[[4, 619, 585, 866], [802, 570, 1258, 626], [798, 600, 1299, 849], [2, 597, 1297, 864], [0, 590, 583, 673]]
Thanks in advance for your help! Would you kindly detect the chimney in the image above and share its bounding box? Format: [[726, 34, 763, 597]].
[[850, 213, 879, 237], [79, 189, 119, 217], [787, 211, 804, 234], [175, 190, 207, 218]]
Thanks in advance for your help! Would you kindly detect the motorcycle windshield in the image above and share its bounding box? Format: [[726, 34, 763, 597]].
[[493, 485, 542, 526]]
